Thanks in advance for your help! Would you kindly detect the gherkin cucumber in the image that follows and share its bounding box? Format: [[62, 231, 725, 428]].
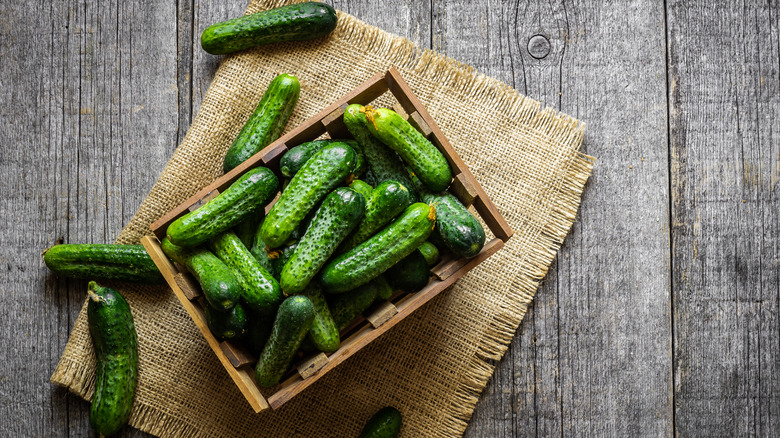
[[349, 179, 374, 199], [320, 203, 435, 293], [417, 241, 440, 266], [204, 301, 248, 340], [43, 244, 164, 284], [385, 249, 430, 292], [87, 282, 138, 437], [358, 406, 403, 438], [421, 192, 486, 258], [280, 187, 365, 294], [303, 282, 339, 353], [328, 275, 393, 331], [280, 139, 366, 178], [270, 241, 299, 281], [339, 180, 411, 252]]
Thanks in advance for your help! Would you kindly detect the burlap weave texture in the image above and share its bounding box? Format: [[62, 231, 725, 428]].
[[51, 1, 595, 436]]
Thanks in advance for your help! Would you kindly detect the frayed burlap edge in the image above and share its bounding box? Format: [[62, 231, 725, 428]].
[[51, 2, 595, 437]]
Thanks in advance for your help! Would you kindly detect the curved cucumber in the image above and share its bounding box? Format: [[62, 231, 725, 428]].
[[209, 231, 282, 315], [343, 104, 418, 200], [261, 143, 356, 248], [280, 187, 365, 294], [201, 2, 338, 55], [421, 192, 486, 258], [204, 301, 248, 340], [161, 238, 241, 311], [281, 139, 365, 178], [358, 406, 403, 438], [167, 167, 278, 247], [42, 244, 163, 284], [320, 203, 435, 293], [255, 295, 315, 387], [385, 250, 430, 292], [417, 241, 440, 266], [349, 179, 374, 199], [303, 283, 340, 352], [223, 74, 300, 172], [362, 106, 452, 192], [339, 180, 411, 252], [87, 282, 138, 437]]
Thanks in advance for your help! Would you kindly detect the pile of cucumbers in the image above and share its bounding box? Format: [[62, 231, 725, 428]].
[[153, 71, 487, 387]]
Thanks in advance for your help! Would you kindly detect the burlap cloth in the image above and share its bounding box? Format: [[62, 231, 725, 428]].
[[51, 1, 594, 436]]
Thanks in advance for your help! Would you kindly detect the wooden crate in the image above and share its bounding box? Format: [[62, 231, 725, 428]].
[[141, 67, 513, 412]]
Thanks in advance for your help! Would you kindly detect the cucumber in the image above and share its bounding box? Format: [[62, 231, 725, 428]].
[[320, 203, 435, 293], [261, 143, 356, 248], [362, 106, 452, 192], [249, 217, 276, 276], [255, 295, 315, 387], [270, 241, 299, 280], [280, 187, 365, 294], [42, 244, 164, 284], [343, 104, 418, 200], [328, 275, 393, 331], [234, 211, 264, 248], [303, 282, 340, 352], [161, 238, 241, 311], [417, 241, 440, 266], [349, 179, 374, 199], [280, 139, 366, 178], [244, 312, 274, 355], [385, 249, 430, 292], [358, 406, 403, 438], [201, 2, 338, 55], [167, 167, 278, 247], [210, 231, 282, 315], [339, 180, 411, 252], [87, 282, 138, 437], [223, 74, 300, 172], [204, 301, 248, 340], [421, 192, 486, 258]]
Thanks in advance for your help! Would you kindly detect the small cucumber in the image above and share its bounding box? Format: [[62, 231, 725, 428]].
[[42, 244, 164, 284], [249, 217, 276, 276], [303, 282, 340, 353], [269, 241, 299, 280], [223, 74, 300, 172], [167, 167, 278, 247], [328, 275, 393, 331], [204, 301, 248, 340], [385, 249, 430, 292], [201, 2, 338, 55], [362, 106, 452, 192], [261, 143, 356, 248], [209, 231, 282, 315], [161, 238, 241, 311], [417, 241, 440, 266], [234, 211, 264, 248], [320, 203, 435, 293], [358, 406, 403, 438], [280, 187, 365, 294], [280, 139, 366, 178], [87, 282, 138, 437], [349, 179, 374, 198], [255, 295, 315, 387], [343, 104, 418, 200], [339, 180, 411, 252], [421, 192, 486, 258]]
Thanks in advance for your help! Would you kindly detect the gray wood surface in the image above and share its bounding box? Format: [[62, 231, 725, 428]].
[[0, 0, 777, 437]]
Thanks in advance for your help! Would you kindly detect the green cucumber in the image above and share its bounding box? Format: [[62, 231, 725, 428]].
[[167, 167, 278, 247], [328, 275, 393, 331], [249, 217, 276, 276], [244, 312, 274, 355], [385, 250, 430, 292], [42, 244, 164, 284], [204, 301, 248, 340], [421, 192, 486, 258], [255, 295, 315, 387], [261, 143, 356, 248], [280, 187, 365, 294], [161, 238, 241, 311], [320, 203, 435, 293], [358, 406, 403, 438], [280, 139, 366, 178], [339, 180, 411, 252], [209, 231, 282, 315], [343, 104, 418, 200], [303, 283, 339, 353], [234, 211, 264, 248], [87, 282, 138, 437], [201, 2, 338, 55], [362, 106, 452, 192], [417, 241, 440, 266], [349, 179, 373, 198], [270, 241, 299, 280], [223, 74, 300, 172]]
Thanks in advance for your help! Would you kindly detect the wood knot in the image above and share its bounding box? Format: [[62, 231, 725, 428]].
[[527, 34, 551, 59]]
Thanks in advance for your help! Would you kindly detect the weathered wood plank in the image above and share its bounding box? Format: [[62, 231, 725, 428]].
[[668, 0, 780, 436]]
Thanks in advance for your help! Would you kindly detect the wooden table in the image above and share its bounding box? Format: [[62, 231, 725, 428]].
[[2, 1, 777, 436]]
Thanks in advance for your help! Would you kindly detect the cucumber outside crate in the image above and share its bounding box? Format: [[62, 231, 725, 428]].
[[142, 67, 513, 412]]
